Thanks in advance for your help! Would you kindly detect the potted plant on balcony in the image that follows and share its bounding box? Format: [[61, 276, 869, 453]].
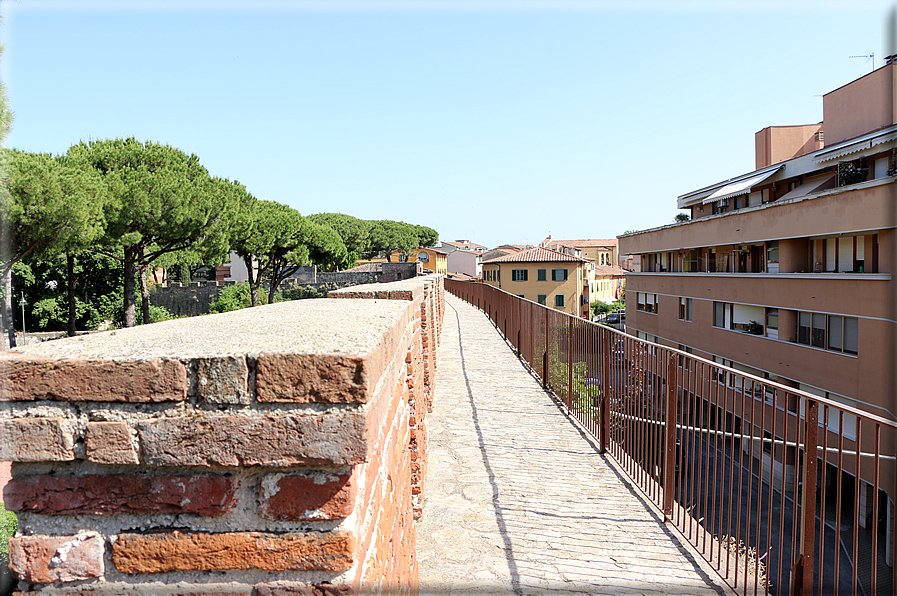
[[746, 320, 764, 335]]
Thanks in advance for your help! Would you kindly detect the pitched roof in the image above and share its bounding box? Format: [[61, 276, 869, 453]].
[[441, 240, 486, 251], [482, 246, 586, 264], [548, 239, 618, 249], [592, 264, 627, 276]]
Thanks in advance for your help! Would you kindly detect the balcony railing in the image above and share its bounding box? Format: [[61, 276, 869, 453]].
[[446, 279, 897, 596]]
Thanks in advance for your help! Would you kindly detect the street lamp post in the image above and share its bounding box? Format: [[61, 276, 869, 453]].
[[19, 291, 27, 345]]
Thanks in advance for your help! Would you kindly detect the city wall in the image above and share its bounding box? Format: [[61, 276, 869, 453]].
[[0, 275, 444, 595]]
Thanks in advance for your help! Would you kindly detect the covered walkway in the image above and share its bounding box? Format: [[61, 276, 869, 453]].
[[416, 294, 734, 595]]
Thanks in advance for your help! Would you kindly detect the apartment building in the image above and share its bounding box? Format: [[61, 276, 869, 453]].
[[619, 61, 896, 550], [547, 239, 626, 304], [481, 247, 589, 317]]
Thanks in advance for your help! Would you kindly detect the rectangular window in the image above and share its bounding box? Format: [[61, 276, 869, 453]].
[[512, 269, 528, 281], [679, 297, 692, 321], [637, 292, 657, 313], [766, 308, 779, 339], [682, 250, 698, 272], [554, 294, 565, 307], [537, 294, 547, 305], [537, 269, 547, 281], [713, 301, 732, 329], [552, 268, 568, 281], [796, 311, 858, 355]]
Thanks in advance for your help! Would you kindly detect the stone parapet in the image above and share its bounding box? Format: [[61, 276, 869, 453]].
[[0, 278, 444, 595]]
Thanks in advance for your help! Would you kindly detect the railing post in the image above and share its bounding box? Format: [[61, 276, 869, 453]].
[[792, 398, 819, 596], [663, 352, 678, 522], [567, 317, 574, 407], [599, 331, 610, 454], [542, 309, 549, 389]]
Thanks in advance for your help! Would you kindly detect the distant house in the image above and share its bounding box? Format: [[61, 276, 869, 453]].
[[545, 239, 625, 306], [388, 246, 449, 275], [446, 249, 482, 278], [439, 239, 487, 252], [481, 247, 589, 317]]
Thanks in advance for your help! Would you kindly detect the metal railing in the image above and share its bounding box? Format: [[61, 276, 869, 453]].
[[446, 279, 897, 596]]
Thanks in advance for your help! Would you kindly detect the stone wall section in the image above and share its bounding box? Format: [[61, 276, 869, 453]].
[[0, 277, 443, 595], [328, 275, 444, 520]]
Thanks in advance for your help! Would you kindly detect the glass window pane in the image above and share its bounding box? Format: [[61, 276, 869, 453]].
[[827, 316, 843, 351], [812, 314, 826, 348], [798, 312, 811, 344], [844, 317, 858, 354]]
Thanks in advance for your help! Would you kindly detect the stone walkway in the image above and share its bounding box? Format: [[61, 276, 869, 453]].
[[416, 294, 734, 596]]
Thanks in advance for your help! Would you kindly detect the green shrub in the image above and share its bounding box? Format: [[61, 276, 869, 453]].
[[209, 283, 268, 313], [1, 503, 17, 595]]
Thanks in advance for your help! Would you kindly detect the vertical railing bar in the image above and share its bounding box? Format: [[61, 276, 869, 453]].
[[700, 360, 710, 555], [600, 331, 610, 454], [763, 386, 778, 596], [688, 360, 699, 543], [754, 381, 767, 596], [663, 350, 677, 522], [852, 421, 862, 596], [798, 397, 819, 596], [834, 409, 845, 596], [871, 424, 880, 596], [743, 374, 755, 592], [777, 392, 790, 594], [817, 404, 830, 596]]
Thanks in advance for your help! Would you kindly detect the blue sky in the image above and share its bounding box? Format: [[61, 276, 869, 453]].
[[2, 0, 893, 248]]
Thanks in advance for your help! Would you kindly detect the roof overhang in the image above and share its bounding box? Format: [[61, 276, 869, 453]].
[[701, 166, 783, 205]]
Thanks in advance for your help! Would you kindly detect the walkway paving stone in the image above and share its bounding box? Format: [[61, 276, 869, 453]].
[[416, 294, 734, 595]]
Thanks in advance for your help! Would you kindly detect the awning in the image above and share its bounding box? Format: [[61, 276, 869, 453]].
[[776, 175, 836, 201], [813, 127, 897, 163], [702, 166, 782, 204]]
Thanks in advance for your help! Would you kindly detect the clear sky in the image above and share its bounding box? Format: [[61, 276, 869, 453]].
[[2, 0, 893, 249]]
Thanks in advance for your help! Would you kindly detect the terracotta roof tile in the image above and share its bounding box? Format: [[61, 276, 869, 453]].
[[548, 239, 618, 248], [482, 247, 586, 264]]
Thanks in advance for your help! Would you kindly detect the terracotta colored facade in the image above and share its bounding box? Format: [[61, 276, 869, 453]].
[[619, 62, 897, 546]]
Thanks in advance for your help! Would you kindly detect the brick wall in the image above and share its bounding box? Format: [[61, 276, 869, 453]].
[[328, 276, 444, 518], [0, 276, 443, 595]]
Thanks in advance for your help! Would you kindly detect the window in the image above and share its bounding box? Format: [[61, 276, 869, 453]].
[[512, 269, 528, 281], [797, 311, 858, 355], [678, 344, 693, 370], [766, 308, 778, 339], [679, 298, 692, 321], [713, 302, 732, 329], [682, 250, 698, 272], [552, 268, 568, 281], [637, 292, 657, 313], [537, 294, 547, 305], [537, 269, 547, 281], [555, 295, 565, 307], [817, 234, 871, 273], [766, 241, 779, 273]]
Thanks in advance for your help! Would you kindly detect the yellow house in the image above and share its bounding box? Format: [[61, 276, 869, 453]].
[[481, 247, 589, 317], [388, 247, 449, 275]]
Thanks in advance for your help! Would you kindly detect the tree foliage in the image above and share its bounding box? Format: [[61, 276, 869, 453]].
[[230, 199, 309, 307], [0, 151, 107, 345], [67, 138, 232, 327], [307, 213, 371, 267]]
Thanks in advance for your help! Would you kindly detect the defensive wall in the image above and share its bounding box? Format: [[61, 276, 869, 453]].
[[150, 264, 422, 318], [0, 275, 444, 595]]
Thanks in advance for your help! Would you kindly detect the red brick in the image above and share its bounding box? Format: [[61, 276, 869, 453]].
[[0, 417, 74, 462], [5, 474, 237, 516], [256, 354, 370, 403], [138, 414, 366, 467], [85, 421, 138, 464], [0, 356, 187, 402], [260, 471, 356, 521], [112, 531, 354, 573], [256, 583, 354, 595], [9, 533, 105, 583]]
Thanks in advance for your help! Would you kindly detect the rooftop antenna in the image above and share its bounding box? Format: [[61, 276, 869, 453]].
[[849, 52, 874, 71]]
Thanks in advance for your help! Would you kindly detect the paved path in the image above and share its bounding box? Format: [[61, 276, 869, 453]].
[[416, 294, 734, 596]]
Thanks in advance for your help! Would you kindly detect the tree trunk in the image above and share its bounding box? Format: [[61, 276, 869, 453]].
[[244, 255, 259, 307], [267, 278, 278, 306], [67, 253, 77, 337], [140, 253, 151, 326], [4, 267, 15, 348], [123, 246, 137, 328]]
